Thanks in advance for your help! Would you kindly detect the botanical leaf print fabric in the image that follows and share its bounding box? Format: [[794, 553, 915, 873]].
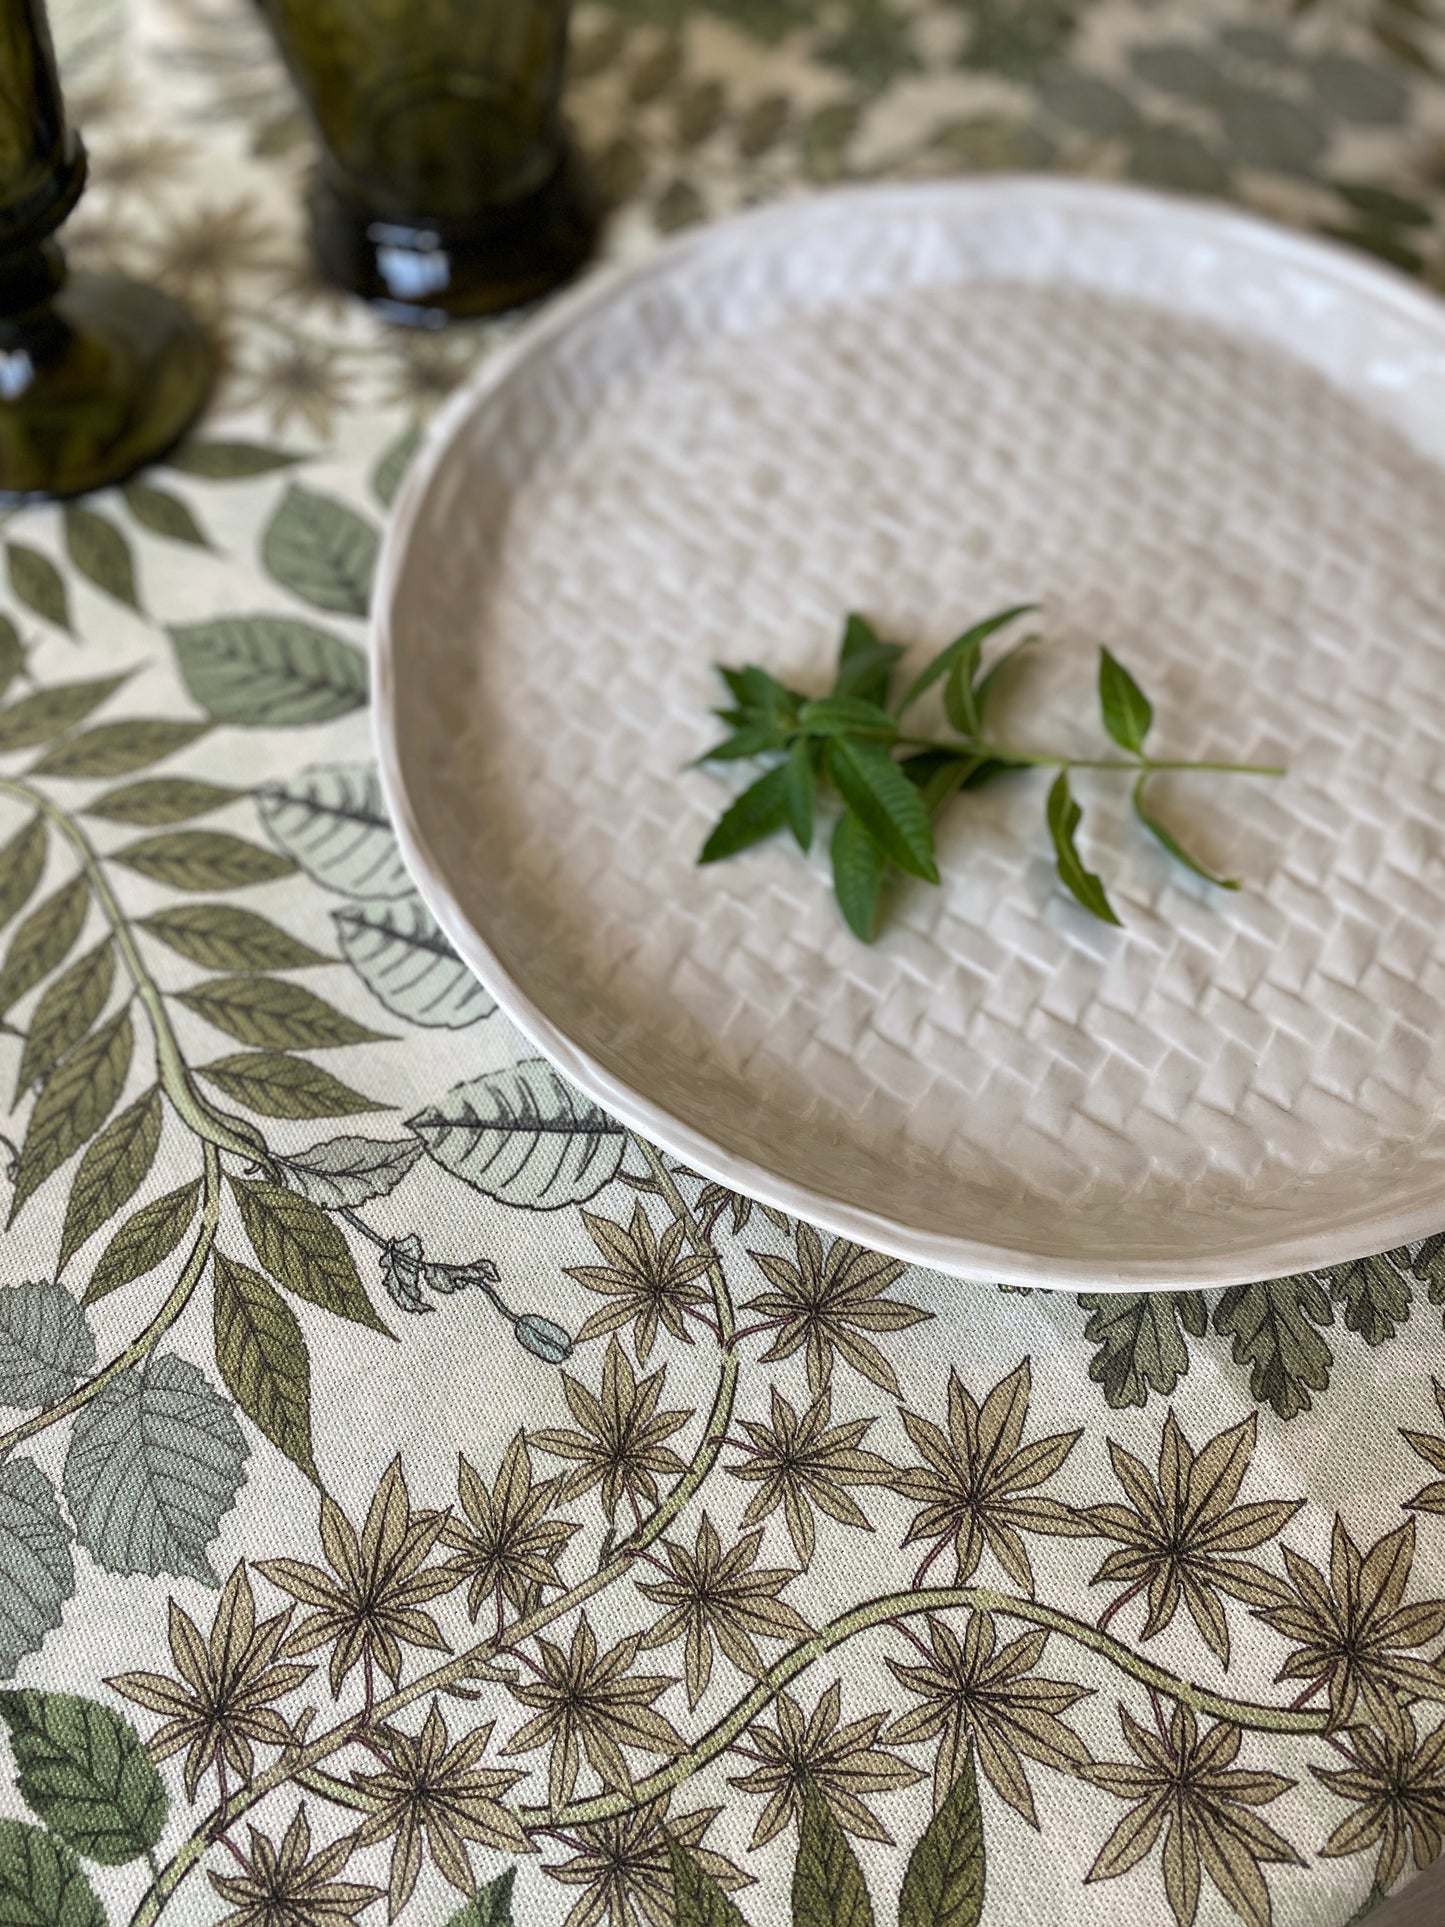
[[3, 1, 1445, 1923]]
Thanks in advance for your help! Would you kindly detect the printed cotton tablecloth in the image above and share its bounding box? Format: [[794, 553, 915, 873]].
[[5, 2, 1445, 1923]]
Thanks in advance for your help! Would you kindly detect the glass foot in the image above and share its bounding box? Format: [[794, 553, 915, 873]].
[[0, 273, 214, 503], [308, 142, 598, 327]]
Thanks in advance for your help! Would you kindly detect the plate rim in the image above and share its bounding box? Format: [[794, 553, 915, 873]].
[[373, 174, 1445, 1292]]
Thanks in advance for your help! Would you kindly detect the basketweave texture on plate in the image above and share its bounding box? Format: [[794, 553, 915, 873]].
[[381, 183, 1445, 1286]]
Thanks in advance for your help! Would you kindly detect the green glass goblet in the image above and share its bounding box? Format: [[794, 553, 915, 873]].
[[0, 0, 213, 501], [259, 0, 597, 325]]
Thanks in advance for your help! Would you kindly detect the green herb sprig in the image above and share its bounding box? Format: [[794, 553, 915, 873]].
[[695, 607, 1284, 940]]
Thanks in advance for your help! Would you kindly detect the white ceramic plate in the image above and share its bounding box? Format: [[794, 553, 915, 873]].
[[375, 178, 1445, 1291]]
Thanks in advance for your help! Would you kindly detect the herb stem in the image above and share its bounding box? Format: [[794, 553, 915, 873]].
[[896, 737, 1283, 777]]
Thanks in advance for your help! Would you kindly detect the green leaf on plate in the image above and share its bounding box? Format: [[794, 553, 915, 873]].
[[826, 738, 937, 882], [973, 635, 1036, 722], [696, 722, 789, 764], [942, 652, 981, 739], [784, 738, 815, 851], [897, 604, 1037, 717], [797, 696, 899, 740], [830, 810, 887, 942], [899, 749, 979, 817], [699, 764, 791, 864], [832, 614, 904, 706], [717, 664, 798, 724], [1098, 647, 1153, 754], [1133, 775, 1238, 889], [1046, 771, 1120, 925]]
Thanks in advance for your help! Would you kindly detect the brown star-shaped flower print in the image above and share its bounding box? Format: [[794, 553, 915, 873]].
[[1252, 1515, 1445, 1741], [109, 1562, 312, 1801], [883, 1607, 1093, 1821], [501, 1611, 684, 1813], [1082, 1410, 1301, 1666], [893, 1356, 1088, 1592], [566, 1202, 716, 1362], [740, 1221, 928, 1397], [1314, 1704, 1445, 1895], [726, 1384, 896, 1567], [1085, 1703, 1302, 1927], [1403, 1379, 1445, 1516], [256, 1458, 462, 1701], [438, 1434, 579, 1631], [207, 1804, 381, 1927], [532, 1338, 692, 1526], [351, 1699, 529, 1919], [729, 1678, 924, 1848], [542, 1793, 750, 1927], [637, 1511, 812, 1706]]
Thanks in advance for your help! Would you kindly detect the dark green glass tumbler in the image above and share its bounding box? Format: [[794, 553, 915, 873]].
[[0, 0, 212, 500], [260, 0, 596, 325]]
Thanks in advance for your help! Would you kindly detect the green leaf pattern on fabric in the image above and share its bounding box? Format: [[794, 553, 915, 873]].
[[0, 1690, 166, 1866], [0, 1284, 95, 1410], [62, 1354, 247, 1583], [0, 1462, 74, 1680]]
